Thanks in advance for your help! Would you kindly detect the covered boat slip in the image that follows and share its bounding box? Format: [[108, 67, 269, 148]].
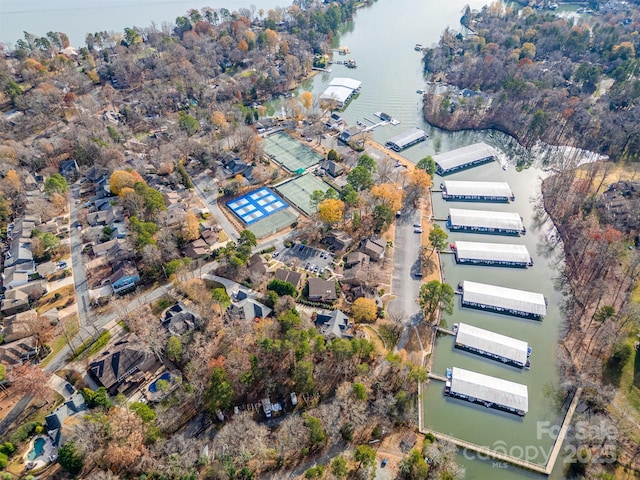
[[441, 180, 515, 202], [445, 367, 529, 416], [434, 142, 498, 175], [447, 208, 526, 236], [384, 128, 427, 151], [453, 241, 532, 267], [454, 322, 530, 368], [460, 280, 547, 319]]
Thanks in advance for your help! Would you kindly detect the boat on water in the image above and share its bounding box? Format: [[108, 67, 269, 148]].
[[415, 44, 424, 51], [417, 88, 425, 94], [345, 58, 357, 68], [549, 3, 558, 9], [446, 368, 453, 379]]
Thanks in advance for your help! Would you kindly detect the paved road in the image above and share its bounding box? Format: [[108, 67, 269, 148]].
[[388, 209, 424, 350], [191, 171, 238, 242], [69, 184, 91, 331]]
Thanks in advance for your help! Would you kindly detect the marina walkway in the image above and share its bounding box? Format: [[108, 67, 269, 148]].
[[437, 326, 455, 335], [428, 373, 448, 382], [420, 386, 583, 475]]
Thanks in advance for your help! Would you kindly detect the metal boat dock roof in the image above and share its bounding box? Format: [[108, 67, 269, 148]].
[[455, 322, 529, 366], [448, 209, 525, 234], [434, 142, 498, 175], [443, 181, 514, 201], [454, 241, 531, 266], [320, 77, 362, 107], [385, 128, 427, 151], [461, 280, 547, 318], [450, 367, 529, 413]]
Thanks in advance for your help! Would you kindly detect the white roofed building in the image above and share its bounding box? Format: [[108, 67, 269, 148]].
[[453, 241, 532, 267], [454, 322, 530, 368], [442, 181, 514, 202], [448, 208, 526, 236], [460, 280, 547, 319], [320, 77, 362, 108], [445, 367, 529, 416], [434, 142, 498, 175]]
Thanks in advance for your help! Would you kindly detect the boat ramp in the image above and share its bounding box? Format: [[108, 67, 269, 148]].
[[452, 240, 533, 267], [447, 208, 526, 236], [459, 280, 547, 319], [444, 367, 528, 416], [434, 142, 498, 175], [441, 180, 515, 202], [453, 322, 531, 369]]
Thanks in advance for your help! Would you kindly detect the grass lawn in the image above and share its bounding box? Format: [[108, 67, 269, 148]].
[[612, 334, 640, 442], [40, 315, 79, 368], [34, 284, 75, 313]]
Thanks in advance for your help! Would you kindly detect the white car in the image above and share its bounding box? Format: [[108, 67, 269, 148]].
[[414, 228, 423, 234]]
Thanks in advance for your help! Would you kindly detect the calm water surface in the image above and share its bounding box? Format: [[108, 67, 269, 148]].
[[1, 0, 569, 476]]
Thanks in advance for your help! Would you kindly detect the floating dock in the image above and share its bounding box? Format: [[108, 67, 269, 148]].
[[441, 180, 514, 202], [460, 280, 547, 319], [444, 366, 528, 416], [385, 128, 427, 152], [452, 241, 532, 268], [374, 111, 400, 126], [454, 322, 530, 368], [447, 208, 526, 236], [434, 142, 498, 175]]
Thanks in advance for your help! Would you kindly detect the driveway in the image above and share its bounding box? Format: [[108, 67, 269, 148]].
[[69, 184, 91, 329], [388, 208, 423, 349], [191, 171, 239, 242]]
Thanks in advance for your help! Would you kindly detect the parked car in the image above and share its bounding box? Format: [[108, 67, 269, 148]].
[[381, 459, 388, 468], [414, 228, 423, 234]]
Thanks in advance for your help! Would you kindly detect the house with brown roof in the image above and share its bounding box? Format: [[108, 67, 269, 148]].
[[342, 252, 370, 286], [2, 310, 38, 343], [182, 239, 210, 259], [308, 278, 337, 302], [274, 268, 303, 290], [88, 346, 159, 395], [322, 230, 353, 252], [361, 237, 386, 261]]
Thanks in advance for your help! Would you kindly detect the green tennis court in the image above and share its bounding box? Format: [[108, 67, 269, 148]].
[[264, 131, 324, 173], [248, 209, 299, 239], [276, 174, 337, 216]]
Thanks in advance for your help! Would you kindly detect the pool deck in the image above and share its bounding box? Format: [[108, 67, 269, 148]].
[[23, 435, 57, 471]]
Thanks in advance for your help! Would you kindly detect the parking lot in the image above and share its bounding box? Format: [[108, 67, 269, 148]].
[[274, 243, 335, 276]]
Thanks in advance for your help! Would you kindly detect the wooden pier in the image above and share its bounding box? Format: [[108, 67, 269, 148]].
[[428, 372, 448, 382]]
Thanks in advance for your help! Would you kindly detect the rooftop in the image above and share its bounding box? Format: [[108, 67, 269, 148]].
[[443, 180, 513, 199], [454, 241, 531, 264], [449, 208, 525, 232], [455, 322, 529, 365], [450, 367, 528, 413], [385, 128, 427, 149], [462, 280, 547, 317], [434, 142, 498, 173]]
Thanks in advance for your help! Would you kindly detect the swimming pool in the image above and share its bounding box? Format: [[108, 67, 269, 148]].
[[28, 438, 45, 461], [148, 372, 171, 393]]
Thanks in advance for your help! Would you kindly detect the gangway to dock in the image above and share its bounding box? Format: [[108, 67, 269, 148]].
[[428, 372, 448, 382], [437, 326, 455, 336]]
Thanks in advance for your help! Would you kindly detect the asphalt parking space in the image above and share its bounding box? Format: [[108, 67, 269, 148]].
[[274, 243, 335, 275]]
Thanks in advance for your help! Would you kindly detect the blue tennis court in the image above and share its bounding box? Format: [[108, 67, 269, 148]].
[[226, 187, 289, 225]]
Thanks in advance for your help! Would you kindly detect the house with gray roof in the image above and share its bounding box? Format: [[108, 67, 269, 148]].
[[316, 310, 352, 339], [45, 392, 87, 445], [308, 278, 337, 302]]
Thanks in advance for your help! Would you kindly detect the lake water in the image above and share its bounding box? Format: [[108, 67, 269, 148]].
[[306, 1, 568, 478], [1, 0, 569, 477], [0, 0, 284, 47]]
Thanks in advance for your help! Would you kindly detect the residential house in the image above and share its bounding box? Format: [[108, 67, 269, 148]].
[[248, 253, 268, 277], [361, 236, 386, 261], [182, 239, 210, 259], [0, 336, 39, 365], [161, 302, 196, 336], [338, 126, 362, 144], [319, 160, 344, 178], [274, 268, 303, 291], [1, 289, 30, 315], [162, 203, 187, 228], [88, 346, 159, 395], [162, 191, 182, 206], [2, 265, 30, 290], [201, 229, 219, 246], [86, 205, 124, 227], [322, 230, 353, 252], [315, 310, 352, 339], [2, 310, 38, 343], [45, 393, 87, 446], [342, 252, 370, 286], [109, 261, 140, 295], [307, 278, 337, 302], [92, 239, 119, 257], [228, 290, 272, 322], [59, 159, 79, 181]]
